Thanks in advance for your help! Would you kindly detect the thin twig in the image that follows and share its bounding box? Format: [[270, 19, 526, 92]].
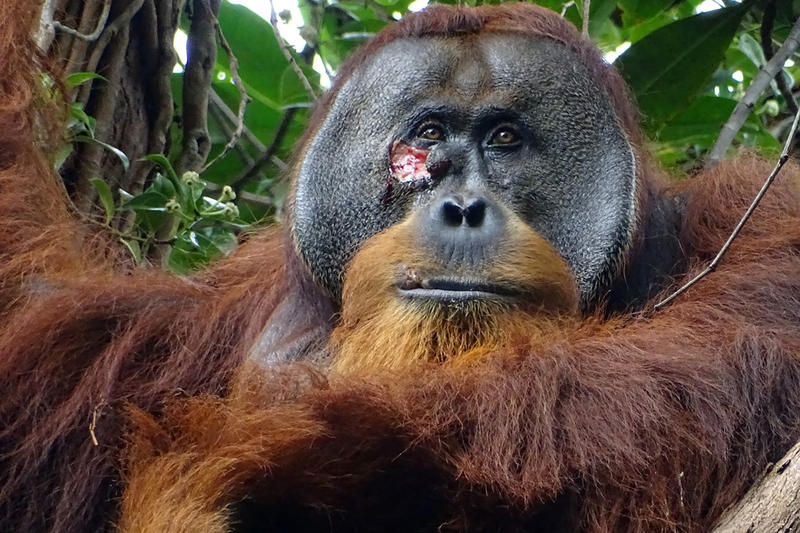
[[208, 97, 256, 167], [269, 0, 318, 101], [581, 0, 591, 38], [231, 108, 297, 185], [230, 108, 296, 186], [88, 400, 106, 446], [209, 89, 288, 170], [654, 106, 800, 310], [202, 20, 252, 172], [54, 0, 111, 42], [707, 15, 800, 166], [560, 1, 575, 18], [203, 181, 274, 208]]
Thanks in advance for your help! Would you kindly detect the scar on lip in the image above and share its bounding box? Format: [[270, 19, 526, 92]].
[[399, 266, 424, 290]]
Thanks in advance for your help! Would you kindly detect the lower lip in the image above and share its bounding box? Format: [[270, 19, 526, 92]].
[[398, 288, 510, 302]]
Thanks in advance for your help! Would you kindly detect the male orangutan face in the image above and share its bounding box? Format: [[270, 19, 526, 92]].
[[291, 32, 636, 368]]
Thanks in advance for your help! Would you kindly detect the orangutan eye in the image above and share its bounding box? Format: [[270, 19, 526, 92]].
[[488, 127, 519, 146], [417, 124, 444, 141]]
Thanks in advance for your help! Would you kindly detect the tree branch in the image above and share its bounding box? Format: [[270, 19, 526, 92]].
[[202, 19, 252, 172], [118, 0, 184, 233], [230, 108, 295, 187], [208, 97, 255, 166], [269, 0, 317, 101], [707, 15, 800, 166], [36, 0, 59, 50], [654, 105, 800, 310], [177, 0, 221, 174], [712, 441, 800, 532], [78, 0, 146, 106], [581, 0, 590, 38], [209, 90, 288, 171], [73, 21, 133, 212]]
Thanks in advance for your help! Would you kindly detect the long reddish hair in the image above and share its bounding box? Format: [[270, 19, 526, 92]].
[[0, 2, 799, 532]]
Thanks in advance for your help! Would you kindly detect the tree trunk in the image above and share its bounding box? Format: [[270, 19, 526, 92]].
[[713, 441, 800, 532], [45, 0, 183, 219]]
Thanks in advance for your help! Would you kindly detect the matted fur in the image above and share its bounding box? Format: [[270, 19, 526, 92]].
[[0, 2, 798, 533]]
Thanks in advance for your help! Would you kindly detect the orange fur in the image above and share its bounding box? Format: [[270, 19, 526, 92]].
[[117, 158, 800, 533], [331, 215, 579, 373], [0, 2, 799, 532]]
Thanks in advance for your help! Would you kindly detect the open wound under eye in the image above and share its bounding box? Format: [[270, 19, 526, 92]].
[[390, 141, 430, 182]]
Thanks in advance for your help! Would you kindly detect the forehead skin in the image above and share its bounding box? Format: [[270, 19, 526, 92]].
[[293, 32, 635, 300]]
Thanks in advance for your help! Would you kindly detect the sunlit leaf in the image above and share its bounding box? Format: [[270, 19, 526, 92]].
[[74, 135, 130, 170], [121, 190, 170, 211], [65, 71, 108, 89]]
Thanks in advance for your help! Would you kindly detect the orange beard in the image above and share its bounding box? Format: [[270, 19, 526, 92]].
[[328, 217, 580, 374]]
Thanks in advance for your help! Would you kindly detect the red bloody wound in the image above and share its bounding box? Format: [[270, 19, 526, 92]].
[[389, 141, 430, 182]]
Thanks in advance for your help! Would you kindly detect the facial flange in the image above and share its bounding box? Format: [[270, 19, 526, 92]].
[[291, 32, 636, 307]]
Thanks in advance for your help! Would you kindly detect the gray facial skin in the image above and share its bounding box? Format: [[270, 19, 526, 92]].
[[292, 33, 636, 305]]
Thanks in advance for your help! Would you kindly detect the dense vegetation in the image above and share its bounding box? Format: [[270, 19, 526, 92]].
[[41, 0, 800, 270]]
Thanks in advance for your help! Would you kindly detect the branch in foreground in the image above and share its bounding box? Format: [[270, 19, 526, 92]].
[[202, 20, 252, 172], [712, 440, 800, 532], [269, 0, 318, 101], [707, 15, 800, 166], [654, 106, 800, 310], [229, 108, 296, 187]]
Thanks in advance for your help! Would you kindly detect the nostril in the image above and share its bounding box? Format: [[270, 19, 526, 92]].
[[462, 199, 486, 227], [441, 199, 464, 227]]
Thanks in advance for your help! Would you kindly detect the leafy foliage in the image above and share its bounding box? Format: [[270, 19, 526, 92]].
[[60, 0, 800, 271]]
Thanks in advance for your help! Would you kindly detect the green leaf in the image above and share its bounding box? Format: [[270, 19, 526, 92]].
[[68, 103, 96, 136], [143, 153, 192, 209], [168, 226, 237, 274], [120, 238, 142, 265], [656, 96, 779, 157], [658, 96, 738, 144], [738, 33, 766, 68], [142, 153, 180, 184], [90, 178, 115, 225], [216, 3, 320, 110], [65, 72, 108, 89], [619, 0, 674, 22], [738, 33, 783, 95], [52, 142, 73, 171], [118, 188, 135, 203], [74, 135, 130, 171], [121, 190, 170, 211], [151, 173, 177, 199], [616, 3, 751, 126]]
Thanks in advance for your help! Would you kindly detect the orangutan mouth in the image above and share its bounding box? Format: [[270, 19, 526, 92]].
[[397, 269, 516, 302]]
